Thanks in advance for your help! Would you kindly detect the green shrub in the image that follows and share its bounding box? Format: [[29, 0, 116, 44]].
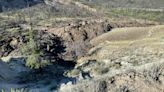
[[21, 30, 65, 69], [68, 69, 81, 77], [26, 53, 51, 69], [93, 66, 109, 75]]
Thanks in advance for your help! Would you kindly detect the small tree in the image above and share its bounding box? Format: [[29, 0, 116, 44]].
[[21, 0, 65, 69], [22, 30, 65, 69]]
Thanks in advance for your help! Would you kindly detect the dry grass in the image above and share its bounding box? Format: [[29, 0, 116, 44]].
[[60, 60, 164, 92], [90, 25, 164, 46], [77, 25, 164, 69]]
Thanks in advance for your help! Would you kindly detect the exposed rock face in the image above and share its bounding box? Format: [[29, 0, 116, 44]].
[[0, 19, 157, 59], [48, 20, 114, 61], [47, 19, 157, 61]]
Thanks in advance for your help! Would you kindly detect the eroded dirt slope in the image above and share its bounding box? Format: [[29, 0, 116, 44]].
[[47, 19, 157, 60], [59, 25, 164, 92]]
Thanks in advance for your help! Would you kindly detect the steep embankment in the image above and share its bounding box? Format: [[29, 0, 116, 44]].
[[0, 18, 158, 60], [47, 19, 157, 60], [59, 25, 164, 92]]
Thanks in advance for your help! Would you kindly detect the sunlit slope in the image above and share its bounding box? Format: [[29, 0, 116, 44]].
[[74, 0, 164, 9], [91, 25, 164, 46]]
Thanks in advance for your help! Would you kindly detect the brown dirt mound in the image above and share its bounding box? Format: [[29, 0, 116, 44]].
[[47, 19, 156, 61]]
